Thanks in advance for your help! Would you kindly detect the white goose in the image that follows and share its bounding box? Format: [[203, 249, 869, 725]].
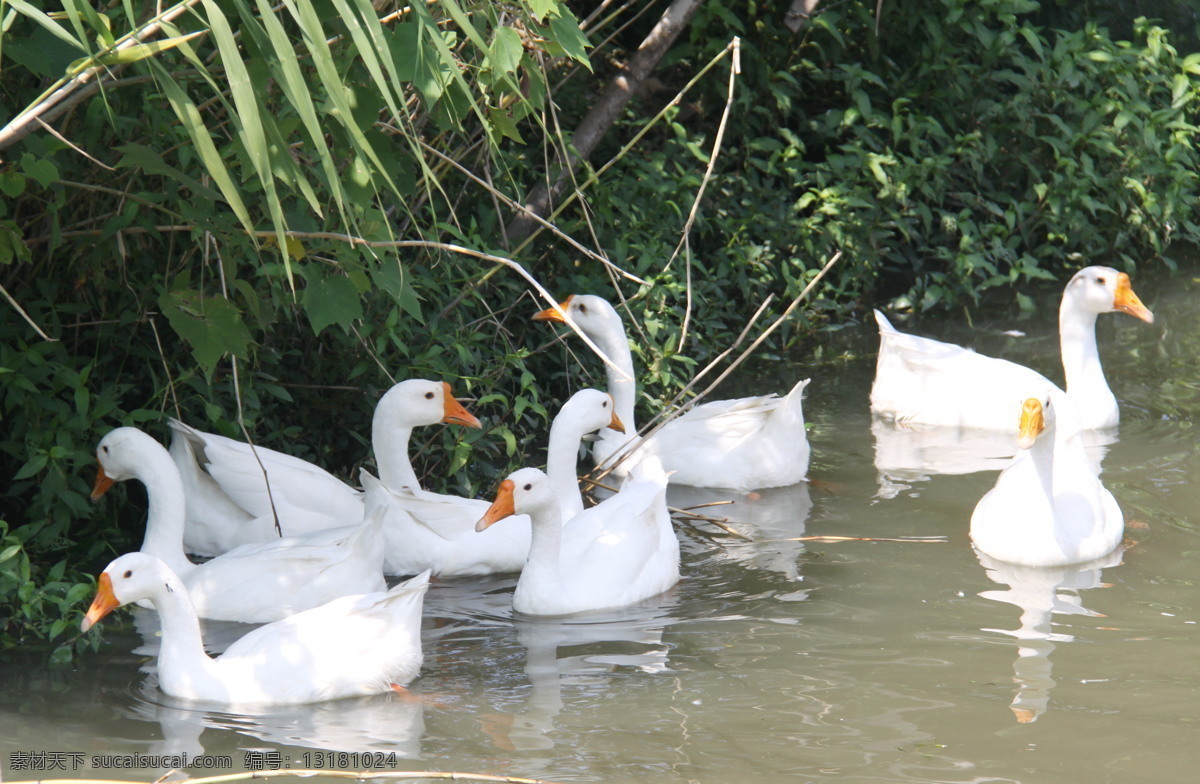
[[477, 458, 678, 617], [534, 295, 811, 491], [871, 266, 1154, 431], [367, 388, 625, 576], [970, 392, 1124, 567], [93, 427, 386, 623], [81, 551, 428, 706], [169, 379, 480, 556]]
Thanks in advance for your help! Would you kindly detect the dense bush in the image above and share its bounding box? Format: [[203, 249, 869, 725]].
[[2, 0, 1198, 660]]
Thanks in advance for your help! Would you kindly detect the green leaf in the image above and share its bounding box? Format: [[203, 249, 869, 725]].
[[525, 0, 557, 23], [491, 26, 524, 75], [547, 6, 592, 70], [19, 153, 58, 188], [303, 275, 364, 335], [0, 544, 22, 564], [94, 30, 207, 66], [159, 289, 252, 374], [115, 144, 225, 203]]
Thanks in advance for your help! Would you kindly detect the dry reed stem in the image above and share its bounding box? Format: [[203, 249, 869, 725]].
[[673, 37, 741, 352]]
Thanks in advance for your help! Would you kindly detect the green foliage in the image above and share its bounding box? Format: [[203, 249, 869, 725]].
[[1, 0, 1199, 661]]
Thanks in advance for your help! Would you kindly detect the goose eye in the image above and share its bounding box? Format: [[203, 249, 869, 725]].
[[602, 400, 608, 408], [578, 303, 588, 314], [123, 570, 132, 578], [1095, 276, 1106, 285], [424, 391, 434, 400], [523, 483, 532, 491], [102, 445, 109, 454]]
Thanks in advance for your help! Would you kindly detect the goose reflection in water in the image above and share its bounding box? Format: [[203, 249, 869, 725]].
[[480, 604, 676, 752], [666, 482, 813, 581], [974, 547, 1124, 723], [872, 418, 1114, 499], [124, 679, 424, 758]]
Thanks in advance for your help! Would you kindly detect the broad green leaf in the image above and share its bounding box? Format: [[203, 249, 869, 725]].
[[159, 289, 252, 375], [491, 26, 524, 75], [5, 0, 85, 50], [525, 0, 557, 22], [20, 153, 58, 187], [548, 6, 592, 71], [303, 275, 364, 335]]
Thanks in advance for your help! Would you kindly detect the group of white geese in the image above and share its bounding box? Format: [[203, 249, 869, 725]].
[[80, 265, 1154, 708]]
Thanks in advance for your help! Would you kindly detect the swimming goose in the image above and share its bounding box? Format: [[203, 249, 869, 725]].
[[476, 456, 679, 617], [534, 294, 811, 491], [93, 427, 385, 623], [970, 392, 1124, 567], [367, 388, 625, 576], [82, 551, 428, 706], [871, 266, 1153, 431], [169, 379, 480, 555]]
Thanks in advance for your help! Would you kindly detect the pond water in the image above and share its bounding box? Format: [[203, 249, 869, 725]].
[[4, 266, 1200, 784]]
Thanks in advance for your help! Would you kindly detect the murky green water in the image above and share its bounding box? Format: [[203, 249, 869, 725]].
[[4, 267, 1199, 784]]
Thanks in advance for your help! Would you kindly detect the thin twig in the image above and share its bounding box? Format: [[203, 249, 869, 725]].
[[0, 282, 56, 341], [673, 38, 741, 351]]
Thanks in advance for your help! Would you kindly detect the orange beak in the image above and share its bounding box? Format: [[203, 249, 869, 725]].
[[91, 465, 115, 501], [441, 382, 482, 428], [1017, 398, 1045, 450], [1112, 273, 1154, 323], [532, 296, 573, 324], [81, 572, 120, 632], [608, 409, 626, 434], [476, 479, 515, 532]]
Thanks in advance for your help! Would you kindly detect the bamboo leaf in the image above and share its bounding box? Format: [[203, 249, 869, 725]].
[[95, 29, 207, 65], [149, 61, 256, 242]]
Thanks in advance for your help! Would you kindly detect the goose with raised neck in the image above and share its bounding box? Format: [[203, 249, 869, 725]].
[[94, 427, 386, 623]]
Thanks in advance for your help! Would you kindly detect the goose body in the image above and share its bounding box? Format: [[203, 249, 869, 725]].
[[169, 379, 480, 556], [93, 427, 386, 623], [871, 266, 1153, 431], [82, 552, 428, 706], [970, 393, 1124, 567], [534, 295, 811, 491], [366, 388, 625, 576], [477, 458, 680, 617]]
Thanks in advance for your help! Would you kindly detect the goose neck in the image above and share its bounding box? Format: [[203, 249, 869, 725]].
[[374, 421, 420, 490], [517, 504, 565, 597], [590, 324, 637, 430], [545, 415, 586, 522], [135, 447, 196, 577], [151, 571, 222, 696], [1058, 299, 1107, 396]]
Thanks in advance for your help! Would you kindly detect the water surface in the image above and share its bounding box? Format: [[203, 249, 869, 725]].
[[3, 268, 1198, 784]]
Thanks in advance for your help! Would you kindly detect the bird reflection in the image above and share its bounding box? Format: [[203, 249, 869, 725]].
[[873, 419, 1114, 497], [123, 675, 424, 757], [481, 605, 676, 751], [666, 482, 813, 580], [974, 547, 1123, 723]]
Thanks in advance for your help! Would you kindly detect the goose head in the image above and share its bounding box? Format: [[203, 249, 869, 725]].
[[1064, 266, 1154, 323], [92, 427, 161, 501], [81, 552, 176, 631], [532, 294, 624, 339], [476, 467, 554, 532], [554, 388, 625, 437], [376, 379, 481, 430], [1016, 391, 1066, 450]]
